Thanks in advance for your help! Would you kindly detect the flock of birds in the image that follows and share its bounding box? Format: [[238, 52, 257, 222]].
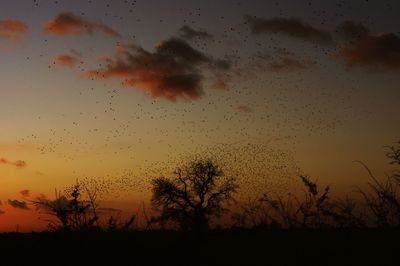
[[2, 0, 396, 202]]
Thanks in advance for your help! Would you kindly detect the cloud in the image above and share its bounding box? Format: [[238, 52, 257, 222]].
[[237, 105, 253, 113], [212, 75, 228, 90], [335, 21, 370, 41], [178, 25, 213, 40], [0, 158, 27, 168], [13, 160, 27, 168], [0, 19, 28, 42], [335, 32, 400, 70], [244, 16, 333, 44], [267, 57, 308, 72], [53, 54, 79, 68], [7, 199, 29, 210], [86, 38, 229, 101], [44, 12, 120, 38], [251, 49, 311, 72], [19, 190, 30, 198]]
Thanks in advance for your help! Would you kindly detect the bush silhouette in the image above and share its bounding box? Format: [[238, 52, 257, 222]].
[[32, 180, 135, 232], [356, 140, 400, 227], [232, 175, 365, 229], [32, 182, 100, 232]]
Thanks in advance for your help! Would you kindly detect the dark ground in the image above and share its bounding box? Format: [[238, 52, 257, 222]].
[[0, 229, 398, 266]]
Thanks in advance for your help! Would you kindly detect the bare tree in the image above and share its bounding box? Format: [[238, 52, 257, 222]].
[[150, 159, 237, 232]]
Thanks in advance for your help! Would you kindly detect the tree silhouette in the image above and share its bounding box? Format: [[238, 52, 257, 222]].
[[150, 159, 237, 232]]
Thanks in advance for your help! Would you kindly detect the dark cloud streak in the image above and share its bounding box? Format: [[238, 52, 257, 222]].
[[244, 16, 333, 44], [267, 57, 308, 72], [7, 199, 29, 210], [179, 25, 213, 40], [0, 158, 27, 168], [336, 21, 370, 41]]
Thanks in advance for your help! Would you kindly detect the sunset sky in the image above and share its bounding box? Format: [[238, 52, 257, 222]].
[[1, 0, 399, 231]]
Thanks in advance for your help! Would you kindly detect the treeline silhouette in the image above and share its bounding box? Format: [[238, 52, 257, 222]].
[[1, 140, 399, 265], [29, 140, 400, 232]]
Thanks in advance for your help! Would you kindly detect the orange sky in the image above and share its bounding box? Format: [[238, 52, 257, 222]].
[[1, 0, 400, 231]]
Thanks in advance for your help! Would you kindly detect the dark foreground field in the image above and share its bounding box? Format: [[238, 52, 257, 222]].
[[0, 229, 398, 266]]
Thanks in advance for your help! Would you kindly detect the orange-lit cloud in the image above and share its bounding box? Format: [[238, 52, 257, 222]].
[[0, 158, 27, 168], [86, 38, 230, 101], [53, 54, 79, 68], [237, 105, 253, 113], [245, 16, 333, 44], [212, 75, 228, 90], [0, 19, 28, 42], [335, 31, 400, 70], [44, 12, 120, 38]]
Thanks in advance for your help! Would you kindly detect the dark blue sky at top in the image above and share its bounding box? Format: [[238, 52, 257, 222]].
[[1, 0, 399, 41]]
